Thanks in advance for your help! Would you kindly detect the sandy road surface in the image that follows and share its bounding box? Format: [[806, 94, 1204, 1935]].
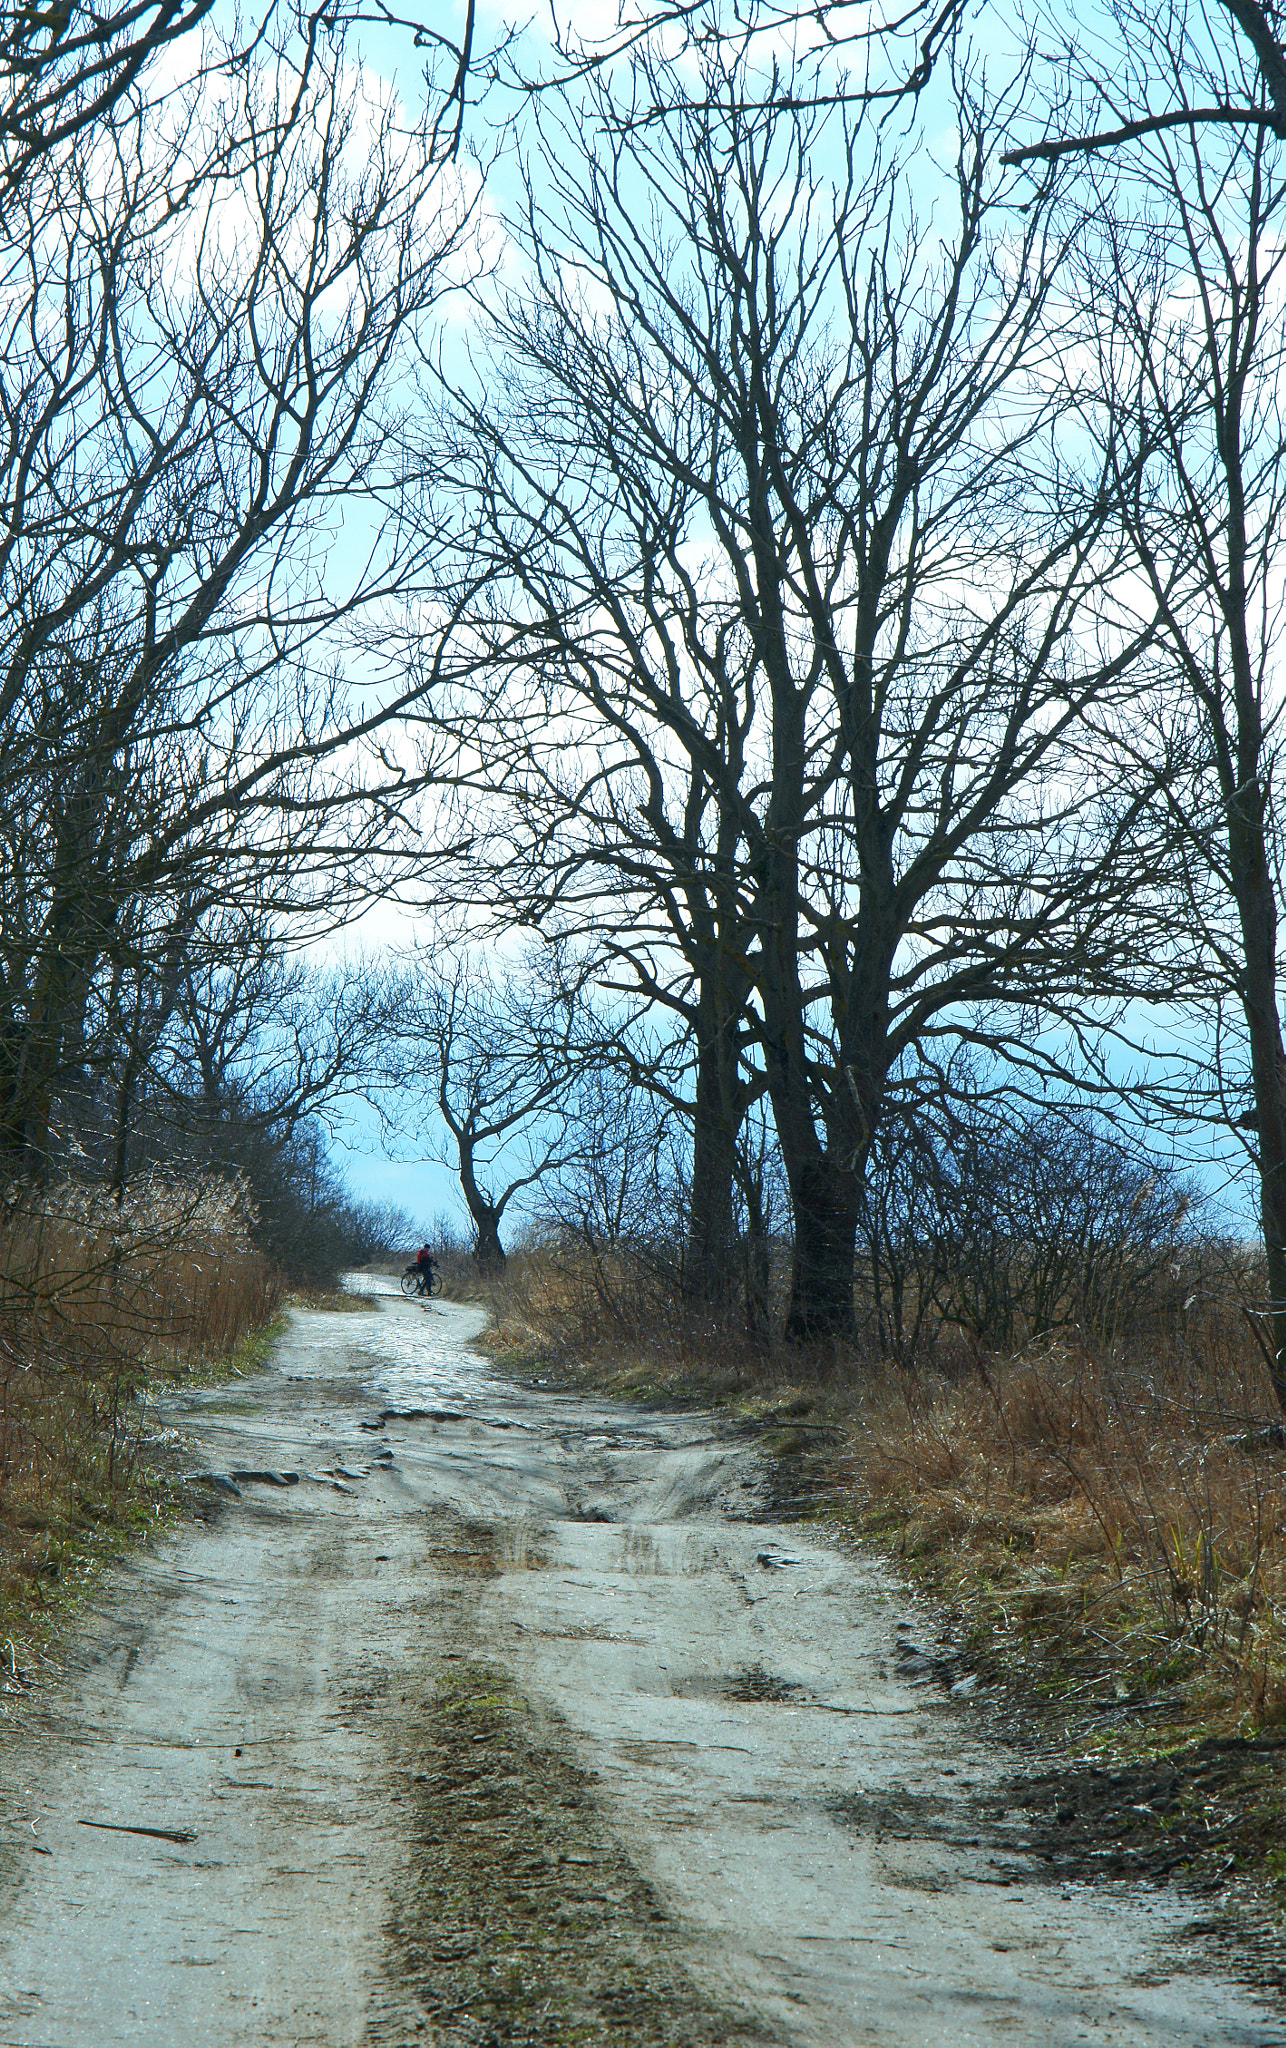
[[0, 1286, 1281, 2048]]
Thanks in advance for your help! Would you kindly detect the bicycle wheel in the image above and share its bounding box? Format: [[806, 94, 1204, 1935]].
[[400, 1267, 421, 1298], [427, 1270, 444, 1297]]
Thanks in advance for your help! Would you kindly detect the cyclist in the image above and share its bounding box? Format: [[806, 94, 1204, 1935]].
[[414, 1244, 439, 1295]]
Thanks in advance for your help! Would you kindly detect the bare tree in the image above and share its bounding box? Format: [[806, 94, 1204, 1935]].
[[1, 0, 486, 202], [382, 948, 591, 1270], [0, 7, 476, 1176], [1065, 19, 1286, 1408], [505, 0, 973, 121], [411, 41, 1166, 1340], [98, 900, 194, 1200], [1, 0, 213, 196], [159, 920, 384, 1147], [419, 748, 764, 1307], [928, 1095, 1195, 1350], [1004, 0, 1286, 168], [532, 1059, 684, 1257]]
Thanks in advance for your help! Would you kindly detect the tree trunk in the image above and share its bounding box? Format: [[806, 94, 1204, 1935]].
[[472, 1210, 507, 1272], [742, 1187, 771, 1334], [457, 1144, 508, 1272], [685, 984, 745, 1306], [756, 847, 879, 1342], [783, 1153, 860, 1340], [687, 1099, 738, 1303], [1234, 833, 1286, 1413], [1217, 363, 1286, 1417], [0, 1017, 55, 1178], [759, 1010, 863, 1342], [0, 866, 113, 1177]]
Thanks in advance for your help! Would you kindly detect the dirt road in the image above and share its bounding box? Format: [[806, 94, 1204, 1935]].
[[0, 1287, 1281, 2047]]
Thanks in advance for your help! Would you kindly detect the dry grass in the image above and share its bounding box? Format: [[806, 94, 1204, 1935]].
[[0, 1175, 286, 1672], [295, 1285, 380, 1313], [852, 1333, 1286, 1738], [0, 1174, 281, 1360], [485, 1244, 780, 1396], [483, 1240, 1286, 1741]]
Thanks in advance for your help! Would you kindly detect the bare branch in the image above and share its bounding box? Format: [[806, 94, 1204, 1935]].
[[1004, 103, 1285, 166]]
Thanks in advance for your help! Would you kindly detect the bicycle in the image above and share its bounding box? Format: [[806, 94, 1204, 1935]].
[[400, 1263, 443, 1299]]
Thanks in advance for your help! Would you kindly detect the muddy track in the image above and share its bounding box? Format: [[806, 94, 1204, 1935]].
[[0, 1289, 1281, 2046]]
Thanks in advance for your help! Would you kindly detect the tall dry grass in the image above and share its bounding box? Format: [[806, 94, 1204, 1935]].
[[0, 1175, 285, 1658], [0, 1174, 281, 1357], [856, 1332, 1286, 1732], [486, 1238, 1286, 1735], [485, 1238, 787, 1390]]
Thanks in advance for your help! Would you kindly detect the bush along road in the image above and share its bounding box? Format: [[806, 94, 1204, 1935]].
[[0, 1286, 1280, 2047]]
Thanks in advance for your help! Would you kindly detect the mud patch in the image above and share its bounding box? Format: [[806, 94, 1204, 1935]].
[[723, 1664, 806, 1704], [671, 1665, 807, 1705], [985, 1738, 1286, 1902], [830, 1740, 1286, 1899], [827, 1786, 965, 1845], [972, 1739, 1286, 2006], [830, 1741, 1286, 2004], [425, 1516, 506, 1579], [370, 1663, 776, 2048], [743, 1445, 835, 1522]]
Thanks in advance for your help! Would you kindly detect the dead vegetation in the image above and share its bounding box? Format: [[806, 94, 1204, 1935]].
[[0, 1175, 285, 1665], [478, 1237, 1286, 1922], [0, 1175, 281, 1356], [852, 1333, 1286, 1740]]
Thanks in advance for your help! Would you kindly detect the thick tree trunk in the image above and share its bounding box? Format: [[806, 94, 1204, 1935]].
[[759, 971, 863, 1341], [685, 975, 747, 1305], [740, 440, 893, 1344], [750, 684, 864, 1339], [0, 1022, 55, 1178], [0, 1061, 27, 1173], [754, 842, 865, 1338], [783, 1154, 861, 1340], [0, 875, 111, 1178], [687, 1095, 738, 1304], [472, 1209, 507, 1272], [1234, 843, 1286, 1414], [457, 1144, 507, 1272], [678, 868, 756, 1308], [1220, 406, 1286, 1416], [756, 853, 888, 1341]]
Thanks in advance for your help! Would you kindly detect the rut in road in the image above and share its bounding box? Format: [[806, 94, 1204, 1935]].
[[0, 1286, 1280, 2048]]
